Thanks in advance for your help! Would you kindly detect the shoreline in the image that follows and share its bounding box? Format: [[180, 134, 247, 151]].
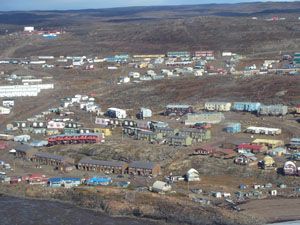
[[3, 184, 300, 225], [0, 192, 168, 225]]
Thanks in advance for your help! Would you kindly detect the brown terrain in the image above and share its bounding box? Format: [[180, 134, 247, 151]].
[[0, 2, 300, 225]]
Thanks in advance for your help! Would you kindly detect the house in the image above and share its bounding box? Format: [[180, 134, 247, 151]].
[[94, 128, 112, 136], [224, 123, 241, 133], [77, 158, 128, 174], [233, 102, 261, 112], [14, 135, 31, 143], [47, 121, 65, 129], [245, 126, 281, 135], [234, 153, 257, 165], [151, 181, 172, 192], [30, 140, 48, 147], [204, 102, 232, 112], [25, 173, 48, 185], [48, 177, 81, 188], [15, 145, 37, 159], [13, 121, 28, 129], [31, 152, 74, 167], [128, 161, 161, 177], [138, 107, 152, 119], [267, 147, 287, 157], [2, 99, 14, 107], [262, 156, 276, 170], [167, 51, 190, 58], [259, 104, 288, 116], [106, 108, 127, 119], [155, 127, 176, 137], [123, 127, 138, 136], [86, 177, 112, 186], [290, 152, 300, 161], [167, 135, 193, 146], [283, 161, 300, 176], [289, 138, 300, 150], [193, 145, 216, 155], [186, 168, 200, 181], [178, 128, 211, 142], [237, 143, 267, 154], [252, 139, 284, 149], [165, 104, 193, 116], [135, 129, 160, 142], [185, 112, 224, 125], [0, 106, 11, 115]]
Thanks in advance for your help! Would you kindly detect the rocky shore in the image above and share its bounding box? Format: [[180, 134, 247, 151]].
[[0, 184, 261, 225]]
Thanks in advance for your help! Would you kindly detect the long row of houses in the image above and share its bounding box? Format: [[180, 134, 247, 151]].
[[164, 102, 291, 118], [123, 125, 211, 146], [14, 145, 161, 176]]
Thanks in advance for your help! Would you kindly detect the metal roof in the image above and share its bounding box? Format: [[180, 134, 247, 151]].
[[129, 161, 157, 170], [15, 144, 33, 152], [34, 152, 65, 161], [78, 158, 127, 167]]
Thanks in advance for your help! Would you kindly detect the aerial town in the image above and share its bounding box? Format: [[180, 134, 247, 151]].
[[1, 4, 300, 225]]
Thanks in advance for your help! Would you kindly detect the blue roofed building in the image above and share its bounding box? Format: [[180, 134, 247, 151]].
[[86, 177, 112, 186]]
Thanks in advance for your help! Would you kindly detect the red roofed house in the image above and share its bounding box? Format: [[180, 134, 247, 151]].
[[237, 143, 267, 154], [24, 173, 48, 184]]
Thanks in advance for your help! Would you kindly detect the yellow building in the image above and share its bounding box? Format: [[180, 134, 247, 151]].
[[252, 139, 284, 148], [262, 156, 275, 169], [94, 128, 112, 136]]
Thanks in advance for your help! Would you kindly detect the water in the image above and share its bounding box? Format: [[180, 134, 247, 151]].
[[268, 221, 300, 225], [0, 196, 162, 225]]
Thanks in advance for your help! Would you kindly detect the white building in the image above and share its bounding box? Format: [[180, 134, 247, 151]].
[[2, 99, 14, 107], [47, 121, 65, 129], [186, 168, 200, 182], [106, 108, 127, 119], [204, 102, 232, 112], [151, 181, 172, 193], [24, 26, 34, 32], [245, 126, 282, 135], [0, 106, 11, 115], [0, 84, 54, 97]]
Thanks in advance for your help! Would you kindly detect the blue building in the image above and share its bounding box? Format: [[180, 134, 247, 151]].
[[86, 177, 112, 186], [233, 102, 261, 112], [48, 177, 81, 188], [224, 123, 241, 133]]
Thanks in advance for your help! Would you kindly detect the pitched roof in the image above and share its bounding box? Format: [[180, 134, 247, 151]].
[[15, 144, 34, 152], [34, 152, 65, 161], [78, 158, 127, 167], [129, 161, 157, 170]]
